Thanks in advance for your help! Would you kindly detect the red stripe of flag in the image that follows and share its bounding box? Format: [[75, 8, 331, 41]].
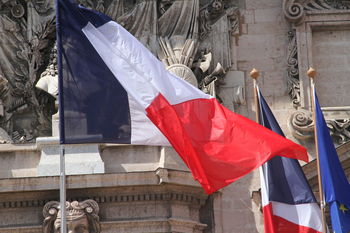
[[263, 203, 321, 233], [146, 93, 308, 194]]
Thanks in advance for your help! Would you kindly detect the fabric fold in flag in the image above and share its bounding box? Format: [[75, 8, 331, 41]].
[[315, 89, 350, 233], [57, 0, 309, 194], [258, 90, 322, 233]]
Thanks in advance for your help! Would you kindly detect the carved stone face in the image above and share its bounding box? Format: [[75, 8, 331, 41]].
[[42, 200, 101, 233], [54, 216, 89, 233]]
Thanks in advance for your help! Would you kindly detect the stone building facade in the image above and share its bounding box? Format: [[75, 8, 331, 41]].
[[0, 0, 349, 232]]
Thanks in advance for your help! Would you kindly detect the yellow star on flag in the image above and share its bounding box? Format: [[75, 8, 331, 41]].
[[339, 204, 348, 214]]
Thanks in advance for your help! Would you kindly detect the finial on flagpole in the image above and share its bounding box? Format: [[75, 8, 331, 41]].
[[307, 67, 316, 79], [250, 68, 260, 79]]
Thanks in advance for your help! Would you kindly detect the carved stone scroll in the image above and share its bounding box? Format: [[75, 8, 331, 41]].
[[288, 110, 314, 140], [283, 0, 349, 24], [288, 109, 350, 145]]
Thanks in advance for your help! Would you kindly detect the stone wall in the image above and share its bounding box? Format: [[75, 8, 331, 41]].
[[215, 0, 294, 232], [312, 29, 350, 107]]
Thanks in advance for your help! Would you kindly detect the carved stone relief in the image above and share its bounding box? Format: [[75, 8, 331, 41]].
[[288, 109, 350, 146], [283, 0, 350, 144], [286, 29, 300, 109], [0, 0, 238, 143], [288, 110, 314, 140], [78, 0, 237, 97], [43, 200, 101, 233], [0, 0, 56, 143]]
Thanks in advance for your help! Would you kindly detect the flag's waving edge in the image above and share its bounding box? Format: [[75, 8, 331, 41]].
[[57, 0, 309, 194], [258, 90, 322, 233]]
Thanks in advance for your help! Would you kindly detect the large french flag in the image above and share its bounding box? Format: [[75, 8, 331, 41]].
[[258, 90, 323, 233], [57, 0, 309, 194]]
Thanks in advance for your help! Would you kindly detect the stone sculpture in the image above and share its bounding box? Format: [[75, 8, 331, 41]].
[[0, 0, 238, 142], [0, 0, 56, 142], [104, 0, 234, 95], [43, 200, 101, 233]]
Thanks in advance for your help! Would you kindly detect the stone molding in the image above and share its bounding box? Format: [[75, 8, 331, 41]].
[[0, 171, 200, 193], [0, 191, 206, 210], [283, 0, 350, 24]]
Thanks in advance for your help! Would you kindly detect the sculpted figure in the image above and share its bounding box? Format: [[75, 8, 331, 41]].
[[0, 0, 55, 141], [43, 200, 101, 233], [36, 64, 58, 98], [117, 0, 158, 53]]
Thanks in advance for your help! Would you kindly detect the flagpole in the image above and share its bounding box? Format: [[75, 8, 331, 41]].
[[250, 68, 260, 123], [308, 67, 327, 233], [59, 144, 67, 233]]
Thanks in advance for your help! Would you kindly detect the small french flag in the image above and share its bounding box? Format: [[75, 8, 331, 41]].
[[258, 90, 323, 233]]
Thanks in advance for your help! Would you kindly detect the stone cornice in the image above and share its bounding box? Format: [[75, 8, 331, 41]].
[[0, 143, 37, 152], [0, 170, 201, 193], [0, 170, 209, 210], [283, 0, 350, 24], [0, 188, 207, 210]]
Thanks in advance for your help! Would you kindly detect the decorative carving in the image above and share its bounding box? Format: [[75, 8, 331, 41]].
[[72, 0, 235, 92], [0, 0, 236, 143], [289, 110, 350, 144], [43, 200, 101, 233], [35, 46, 58, 98], [283, 0, 305, 24], [167, 64, 199, 87], [199, 1, 239, 39], [283, 0, 349, 24], [286, 30, 301, 108], [1, 191, 204, 210], [325, 0, 350, 9], [327, 119, 350, 145], [200, 62, 226, 96], [288, 110, 314, 139], [227, 7, 240, 36], [0, 0, 56, 142]]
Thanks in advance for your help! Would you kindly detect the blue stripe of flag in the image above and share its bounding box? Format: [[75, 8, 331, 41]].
[[57, 0, 131, 144]]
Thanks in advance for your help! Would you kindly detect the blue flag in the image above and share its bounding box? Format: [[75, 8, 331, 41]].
[[315, 89, 350, 233], [258, 90, 322, 233]]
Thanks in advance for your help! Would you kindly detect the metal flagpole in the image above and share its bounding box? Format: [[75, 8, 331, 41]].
[[59, 144, 67, 233], [308, 67, 327, 233]]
